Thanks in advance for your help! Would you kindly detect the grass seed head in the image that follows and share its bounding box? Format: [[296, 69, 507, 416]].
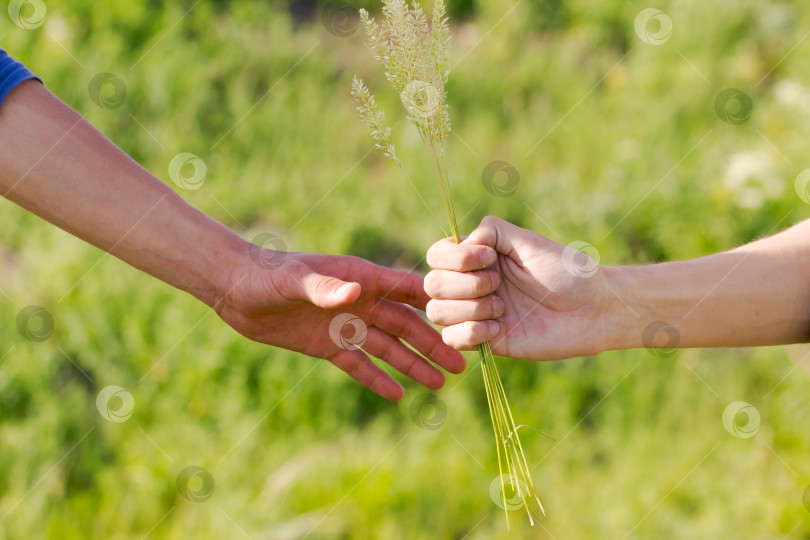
[[351, 75, 398, 163], [355, 0, 451, 143]]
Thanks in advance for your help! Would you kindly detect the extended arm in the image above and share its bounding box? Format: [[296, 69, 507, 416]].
[[608, 219, 810, 349], [0, 80, 465, 399], [424, 216, 810, 360], [0, 80, 237, 306]]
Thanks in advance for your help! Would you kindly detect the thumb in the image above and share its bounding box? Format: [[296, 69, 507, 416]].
[[466, 215, 556, 254], [294, 269, 361, 309]]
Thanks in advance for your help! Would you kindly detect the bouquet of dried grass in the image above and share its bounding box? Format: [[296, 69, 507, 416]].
[[351, 0, 545, 528]]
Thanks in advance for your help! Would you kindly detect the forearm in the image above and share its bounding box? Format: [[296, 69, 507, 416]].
[[0, 80, 244, 307], [606, 220, 810, 350]]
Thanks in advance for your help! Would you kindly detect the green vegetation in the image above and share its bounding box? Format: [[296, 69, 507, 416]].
[[1, 0, 809, 538]]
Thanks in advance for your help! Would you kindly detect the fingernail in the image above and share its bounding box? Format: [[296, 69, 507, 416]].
[[492, 296, 505, 316], [488, 320, 500, 336], [481, 248, 497, 266]]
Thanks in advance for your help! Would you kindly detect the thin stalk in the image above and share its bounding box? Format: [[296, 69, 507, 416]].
[[436, 142, 460, 241], [482, 347, 522, 526], [353, 2, 544, 529], [479, 351, 510, 529], [480, 349, 513, 528], [490, 350, 545, 515], [419, 127, 459, 242], [424, 128, 540, 528], [483, 341, 545, 524]]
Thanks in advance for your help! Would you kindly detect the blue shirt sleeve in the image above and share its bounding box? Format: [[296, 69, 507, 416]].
[[0, 48, 41, 107]]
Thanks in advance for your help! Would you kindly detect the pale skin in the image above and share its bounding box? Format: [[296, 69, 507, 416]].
[[0, 80, 466, 401], [424, 216, 810, 359]]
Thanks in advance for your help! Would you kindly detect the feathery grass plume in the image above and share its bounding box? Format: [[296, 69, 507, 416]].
[[351, 0, 545, 529], [351, 76, 398, 162]]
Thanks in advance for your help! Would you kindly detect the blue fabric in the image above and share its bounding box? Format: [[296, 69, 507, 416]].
[[0, 48, 40, 107]]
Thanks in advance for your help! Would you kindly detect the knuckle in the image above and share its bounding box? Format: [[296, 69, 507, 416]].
[[425, 244, 440, 269], [378, 337, 395, 362], [274, 261, 309, 295], [474, 298, 491, 318], [471, 322, 489, 343], [443, 323, 475, 350], [285, 260, 310, 279], [423, 271, 441, 297], [441, 326, 459, 348], [480, 215, 502, 229], [402, 356, 419, 378], [425, 338, 444, 362], [428, 240, 467, 271], [480, 215, 497, 226], [425, 299, 442, 323], [472, 273, 492, 296], [405, 281, 422, 310], [471, 320, 490, 339], [462, 249, 480, 270], [346, 362, 362, 379]]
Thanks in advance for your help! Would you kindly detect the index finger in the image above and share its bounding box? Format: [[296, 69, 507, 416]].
[[374, 265, 430, 310], [426, 237, 497, 272]]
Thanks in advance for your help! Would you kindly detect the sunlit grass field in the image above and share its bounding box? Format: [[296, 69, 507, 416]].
[[1, 0, 810, 538]]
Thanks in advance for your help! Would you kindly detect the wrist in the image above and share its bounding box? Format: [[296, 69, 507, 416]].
[[205, 231, 300, 317], [599, 264, 650, 352], [159, 199, 253, 310], [197, 229, 253, 310], [601, 262, 695, 352]]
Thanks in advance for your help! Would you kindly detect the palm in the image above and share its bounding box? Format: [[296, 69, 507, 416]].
[[217, 251, 465, 400]]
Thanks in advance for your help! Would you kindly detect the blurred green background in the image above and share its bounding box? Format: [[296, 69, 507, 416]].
[[2, 0, 810, 538]]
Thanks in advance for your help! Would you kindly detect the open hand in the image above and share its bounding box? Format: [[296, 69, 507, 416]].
[[215, 246, 466, 401]]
